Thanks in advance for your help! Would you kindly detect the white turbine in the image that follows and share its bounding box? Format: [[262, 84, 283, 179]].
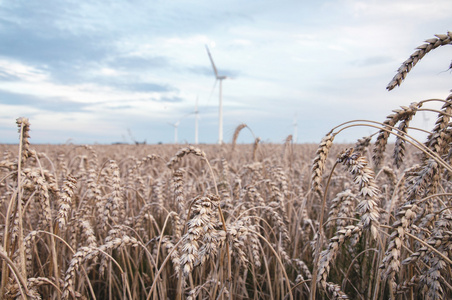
[[168, 112, 196, 144], [205, 45, 228, 144], [168, 120, 181, 144], [422, 111, 430, 130], [194, 97, 199, 145], [293, 114, 298, 143]]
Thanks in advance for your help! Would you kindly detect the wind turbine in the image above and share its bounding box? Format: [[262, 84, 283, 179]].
[[422, 111, 430, 130], [205, 45, 228, 144], [168, 112, 195, 144], [293, 114, 298, 143], [168, 120, 181, 144], [194, 97, 199, 144]]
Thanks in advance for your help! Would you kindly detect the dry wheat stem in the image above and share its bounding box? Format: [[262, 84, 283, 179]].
[[15, 119, 27, 278], [147, 238, 184, 300], [418, 107, 452, 118], [155, 211, 177, 268], [63, 236, 139, 299], [333, 122, 452, 173], [0, 245, 31, 297], [436, 205, 452, 215], [341, 248, 379, 292], [33, 230, 97, 298], [290, 279, 312, 294], [1, 186, 21, 296], [249, 229, 294, 300], [0, 171, 16, 185], [310, 159, 339, 300], [403, 231, 452, 265], [404, 126, 435, 135]]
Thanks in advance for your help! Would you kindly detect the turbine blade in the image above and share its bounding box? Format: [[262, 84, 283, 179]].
[[183, 111, 194, 118], [205, 45, 219, 78]]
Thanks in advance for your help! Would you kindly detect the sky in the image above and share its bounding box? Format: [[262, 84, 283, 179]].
[[0, 0, 451, 145]]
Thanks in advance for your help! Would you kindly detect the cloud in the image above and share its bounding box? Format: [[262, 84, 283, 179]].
[[120, 82, 174, 93], [109, 55, 170, 71], [0, 59, 48, 81], [0, 0, 451, 144], [0, 23, 108, 65], [350, 55, 394, 67], [160, 96, 184, 103]]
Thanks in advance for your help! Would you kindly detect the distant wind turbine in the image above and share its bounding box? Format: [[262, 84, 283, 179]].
[[194, 97, 199, 144], [293, 114, 298, 143], [422, 111, 430, 130], [205, 45, 228, 144], [168, 120, 181, 144], [168, 112, 195, 144]]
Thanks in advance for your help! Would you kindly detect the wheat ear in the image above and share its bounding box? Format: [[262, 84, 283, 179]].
[[387, 32, 452, 90], [373, 102, 421, 168], [57, 174, 77, 230], [310, 133, 335, 199], [231, 123, 247, 152]]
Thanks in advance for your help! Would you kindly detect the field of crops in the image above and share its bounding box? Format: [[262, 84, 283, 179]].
[[0, 33, 451, 299]]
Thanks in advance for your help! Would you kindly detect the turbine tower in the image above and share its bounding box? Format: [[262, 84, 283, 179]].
[[422, 111, 430, 130], [293, 114, 298, 143], [194, 97, 199, 144], [168, 112, 195, 144], [168, 120, 180, 144], [205, 45, 228, 144]]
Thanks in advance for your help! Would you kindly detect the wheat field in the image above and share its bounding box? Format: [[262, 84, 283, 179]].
[[0, 32, 451, 299]]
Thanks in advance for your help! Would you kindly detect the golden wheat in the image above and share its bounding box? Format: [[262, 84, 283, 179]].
[[1, 33, 452, 299]]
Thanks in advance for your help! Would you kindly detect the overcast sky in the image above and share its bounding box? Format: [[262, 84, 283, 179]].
[[0, 0, 451, 144]]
